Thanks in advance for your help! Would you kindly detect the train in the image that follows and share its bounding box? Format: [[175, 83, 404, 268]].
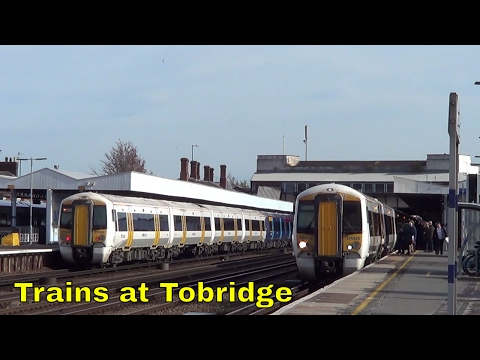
[[293, 183, 400, 281], [57, 192, 293, 267]]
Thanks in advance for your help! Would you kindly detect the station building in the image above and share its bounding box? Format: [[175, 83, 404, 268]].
[[250, 153, 480, 224], [0, 157, 292, 245]]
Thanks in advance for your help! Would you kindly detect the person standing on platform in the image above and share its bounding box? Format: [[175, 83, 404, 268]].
[[432, 222, 447, 255], [424, 221, 434, 252], [409, 220, 417, 253]]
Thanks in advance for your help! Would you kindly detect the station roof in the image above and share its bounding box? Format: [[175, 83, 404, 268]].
[[250, 172, 467, 183], [0, 168, 293, 213]]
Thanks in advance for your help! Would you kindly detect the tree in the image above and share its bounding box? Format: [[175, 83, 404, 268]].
[[226, 172, 250, 190], [89, 139, 154, 176]]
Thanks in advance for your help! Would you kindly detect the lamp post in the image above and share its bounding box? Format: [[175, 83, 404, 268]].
[[191, 144, 199, 161], [18, 157, 47, 245], [17, 152, 23, 176]]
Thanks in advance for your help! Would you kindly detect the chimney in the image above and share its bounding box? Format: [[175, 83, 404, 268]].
[[196, 162, 201, 180], [209, 167, 214, 182], [220, 165, 227, 189], [203, 165, 210, 181], [180, 158, 189, 181], [190, 160, 198, 180]]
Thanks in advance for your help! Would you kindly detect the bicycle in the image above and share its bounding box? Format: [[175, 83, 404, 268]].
[[461, 241, 480, 276]]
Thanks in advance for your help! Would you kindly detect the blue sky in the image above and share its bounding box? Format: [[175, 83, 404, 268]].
[[1, 45, 479, 181]]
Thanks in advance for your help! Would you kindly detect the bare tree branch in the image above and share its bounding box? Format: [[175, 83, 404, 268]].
[[226, 172, 250, 190], [91, 139, 152, 176]]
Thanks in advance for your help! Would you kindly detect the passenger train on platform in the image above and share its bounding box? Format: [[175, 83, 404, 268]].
[[58, 192, 293, 267], [293, 183, 400, 281]]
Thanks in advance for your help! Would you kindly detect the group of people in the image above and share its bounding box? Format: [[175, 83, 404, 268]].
[[394, 219, 447, 256]]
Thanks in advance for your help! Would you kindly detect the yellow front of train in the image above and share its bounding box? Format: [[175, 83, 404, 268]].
[[293, 184, 366, 281], [58, 193, 111, 266]]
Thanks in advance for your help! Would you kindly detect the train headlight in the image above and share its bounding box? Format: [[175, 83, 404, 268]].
[[298, 241, 307, 249], [347, 242, 361, 250]]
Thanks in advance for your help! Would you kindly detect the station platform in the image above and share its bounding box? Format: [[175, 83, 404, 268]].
[[0, 244, 59, 255], [273, 251, 480, 315], [0, 244, 60, 273]]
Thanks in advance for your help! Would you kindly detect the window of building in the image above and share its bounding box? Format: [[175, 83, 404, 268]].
[[375, 183, 385, 193], [364, 183, 373, 193], [387, 183, 394, 193], [284, 183, 296, 194], [297, 183, 307, 193], [352, 183, 363, 191]]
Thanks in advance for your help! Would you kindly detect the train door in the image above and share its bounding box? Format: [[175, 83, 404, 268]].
[[265, 216, 272, 241], [71, 199, 93, 247], [315, 193, 343, 257], [125, 205, 134, 249]]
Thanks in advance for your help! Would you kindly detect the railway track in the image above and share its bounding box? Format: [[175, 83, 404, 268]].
[[0, 248, 291, 291], [0, 252, 296, 314], [224, 279, 334, 315]]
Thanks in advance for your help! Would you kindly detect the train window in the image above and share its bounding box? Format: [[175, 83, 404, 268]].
[[214, 217, 221, 231], [235, 218, 241, 232], [342, 202, 362, 233], [384, 214, 392, 236], [186, 216, 201, 231], [60, 205, 72, 229], [133, 213, 155, 231], [117, 212, 127, 232], [296, 201, 315, 235], [372, 212, 381, 237], [224, 218, 235, 231], [252, 220, 260, 231], [174, 215, 183, 231], [159, 215, 169, 231], [204, 216, 211, 231], [93, 206, 107, 229], [368, 210, 374, 235]]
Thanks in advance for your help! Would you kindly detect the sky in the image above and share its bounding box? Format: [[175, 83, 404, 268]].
[[0, 45, 479, 181]]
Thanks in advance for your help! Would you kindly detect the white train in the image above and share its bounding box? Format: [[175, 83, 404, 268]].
[[58, 192, 293, 267], [293, 183, 398, 280]]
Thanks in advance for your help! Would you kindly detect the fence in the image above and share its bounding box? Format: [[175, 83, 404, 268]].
[[0, 226, 40, 244]]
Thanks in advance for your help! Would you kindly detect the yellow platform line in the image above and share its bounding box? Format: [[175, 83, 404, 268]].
[[351, 251, 417, 315]]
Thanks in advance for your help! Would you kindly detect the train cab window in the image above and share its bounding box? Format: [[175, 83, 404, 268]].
[[117, 212, 127, 231], [342, 201, 362, 234], [174, 215, 183, 231], [214, 217, 221, 231], [93, 206, 107, 229], [159, 215, 169, 231], [252, 220, 260, 231], [296, 201, 315, 235], [186, 216, 201, 231], [59, 205, 72, 229], [204, 216, 211, 231]]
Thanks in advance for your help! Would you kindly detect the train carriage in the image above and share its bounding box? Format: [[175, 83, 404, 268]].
[[293, 183, 397, 281], [58, 192, 293, 267]]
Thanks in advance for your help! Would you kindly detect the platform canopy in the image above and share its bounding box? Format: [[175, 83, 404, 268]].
[[0, 168, 293, 213]]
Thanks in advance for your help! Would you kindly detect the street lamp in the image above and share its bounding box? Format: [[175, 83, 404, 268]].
[[18, 157, 47, 245], [475, 82, 480, 85], [191, 144, 199, 161], [17, 152, 24, 176]]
